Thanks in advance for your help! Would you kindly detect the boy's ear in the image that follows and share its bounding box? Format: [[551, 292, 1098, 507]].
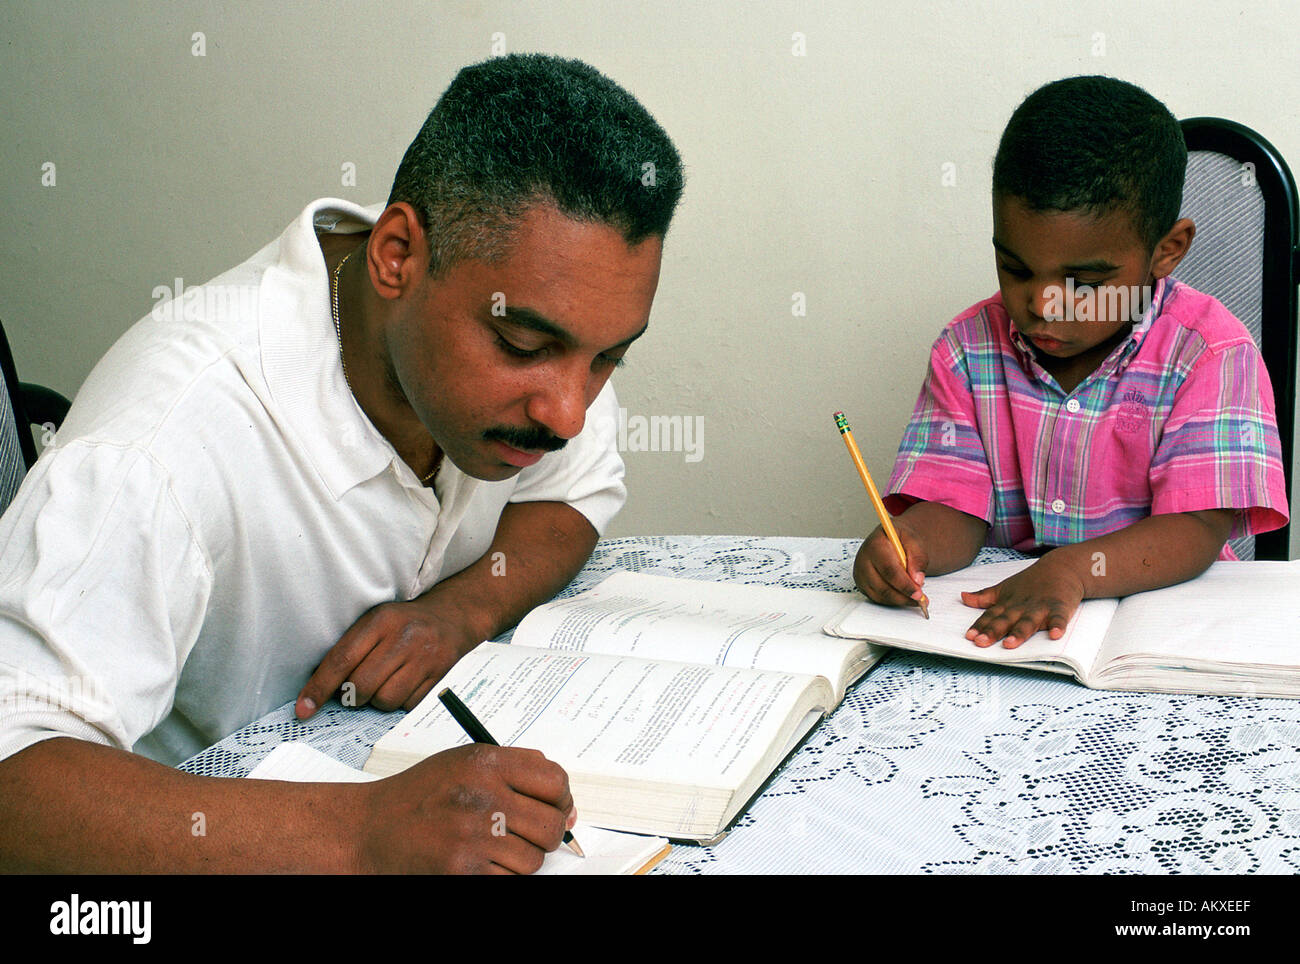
[[1149, 217, 1196, 279]]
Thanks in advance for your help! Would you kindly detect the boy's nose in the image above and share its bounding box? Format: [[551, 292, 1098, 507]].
[[1029, 283, 1061, 323]]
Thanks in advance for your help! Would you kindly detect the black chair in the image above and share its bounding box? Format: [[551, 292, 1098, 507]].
[[0, 320, 71, 513], [1173, 117, 1300, 561]]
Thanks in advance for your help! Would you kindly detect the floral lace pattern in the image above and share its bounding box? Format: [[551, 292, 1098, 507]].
[[180, 536, 1300, 874]]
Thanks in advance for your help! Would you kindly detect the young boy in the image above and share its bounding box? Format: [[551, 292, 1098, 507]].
[[854, 75, 1289, 649]]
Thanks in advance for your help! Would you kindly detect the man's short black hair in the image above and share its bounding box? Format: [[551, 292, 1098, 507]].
[[388, 53, 685, 276], [992, 75, 1186, 252]]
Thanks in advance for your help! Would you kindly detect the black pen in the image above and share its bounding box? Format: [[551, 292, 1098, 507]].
[[437, 687, 584, 858]]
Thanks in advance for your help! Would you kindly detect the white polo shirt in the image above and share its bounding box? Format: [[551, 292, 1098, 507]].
[[0, 198, 626, 765]]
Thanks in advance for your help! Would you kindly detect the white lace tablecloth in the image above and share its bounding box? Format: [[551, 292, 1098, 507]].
[[179, 536, 1300, 874]]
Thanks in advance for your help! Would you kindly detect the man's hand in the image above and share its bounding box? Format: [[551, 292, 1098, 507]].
[[854, 519, 930, 610], [296, 596, 480, 718], [357, 744, 577, 874], [296, 501, 601, 720], [959, 553, 1086, 648]]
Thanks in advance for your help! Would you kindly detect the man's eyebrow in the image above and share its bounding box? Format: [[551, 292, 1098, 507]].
[[607, 322, 649, 349], [991, 239, 1119, 274], [497, 305, 648, 349], [496, 306, 574, 344]]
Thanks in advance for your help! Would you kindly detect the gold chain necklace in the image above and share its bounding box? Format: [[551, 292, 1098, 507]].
[[330, 250, 441, 485]]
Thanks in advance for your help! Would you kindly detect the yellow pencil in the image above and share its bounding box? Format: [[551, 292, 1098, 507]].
[[834, 411, 929, 619]]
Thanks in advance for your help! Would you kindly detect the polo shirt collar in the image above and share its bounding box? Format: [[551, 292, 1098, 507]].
[[258, 198, 447, 501]]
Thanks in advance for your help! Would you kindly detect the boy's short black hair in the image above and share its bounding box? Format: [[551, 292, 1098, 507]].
[[388, 53, 685, 277], [992, 75, 1186, 253]]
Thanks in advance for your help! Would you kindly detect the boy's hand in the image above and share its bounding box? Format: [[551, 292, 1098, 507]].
[[959, 553, 1086, 648], [854, 501, 987, 610], [854, 520, 930, 611]]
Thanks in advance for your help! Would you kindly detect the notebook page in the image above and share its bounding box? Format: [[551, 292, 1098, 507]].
[[248, 742, 379, 782], [826, 559, 1117, 678], [534, 827, 670, 876], [1101, 561, 1300, 666]]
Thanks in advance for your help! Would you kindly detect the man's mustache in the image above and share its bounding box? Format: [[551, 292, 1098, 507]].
[[482, 425, 567, 453]]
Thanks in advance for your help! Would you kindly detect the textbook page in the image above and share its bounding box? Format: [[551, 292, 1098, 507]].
[[825, 559, 1118, 680], [368, 642, 829, 789], [514, 572, 876, 701]]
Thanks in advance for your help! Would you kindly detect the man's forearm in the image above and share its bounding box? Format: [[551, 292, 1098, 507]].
[[421, 500, 600, 643], [0, 737, 360, 872]]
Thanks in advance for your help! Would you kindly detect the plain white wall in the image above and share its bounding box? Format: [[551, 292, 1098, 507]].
[[3, 0, 1298, 550]]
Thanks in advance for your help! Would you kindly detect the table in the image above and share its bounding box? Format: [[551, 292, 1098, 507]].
[[179, 535, 1300, 874]]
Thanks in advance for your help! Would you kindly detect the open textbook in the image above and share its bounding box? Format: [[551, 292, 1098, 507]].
[[365, 573, 883, 841], [249, 742, 671, 874], [823, 559, 1300, 699]]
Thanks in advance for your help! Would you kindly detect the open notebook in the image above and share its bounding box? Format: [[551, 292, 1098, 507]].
[[823, 559, 1300, 698]]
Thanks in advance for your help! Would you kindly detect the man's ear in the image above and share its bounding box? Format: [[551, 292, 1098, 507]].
[[367, 202, 428, 302], [1149, 217, 1196, 280]]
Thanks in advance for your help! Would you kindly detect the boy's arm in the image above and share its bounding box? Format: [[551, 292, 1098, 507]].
[[854, 500, 989, 608], [960, 508, 1235, 648]]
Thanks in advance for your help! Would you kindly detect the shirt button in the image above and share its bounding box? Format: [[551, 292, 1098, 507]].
[[1051, 499, 1066, 514], [1065, 398, 1081, 413]]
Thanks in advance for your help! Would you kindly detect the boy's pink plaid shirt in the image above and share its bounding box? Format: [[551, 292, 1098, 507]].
[[886, 278, 1289, 558]]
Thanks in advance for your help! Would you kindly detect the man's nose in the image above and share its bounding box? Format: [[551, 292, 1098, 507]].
[[525, 364, 592, 441]]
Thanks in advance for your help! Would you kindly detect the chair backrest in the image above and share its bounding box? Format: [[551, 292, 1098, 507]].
[[1173, 117, 1299, 561], [0, 322, 37, 514]]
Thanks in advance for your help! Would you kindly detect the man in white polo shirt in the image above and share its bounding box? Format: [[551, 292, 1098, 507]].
[[0, 54, 683, 873]]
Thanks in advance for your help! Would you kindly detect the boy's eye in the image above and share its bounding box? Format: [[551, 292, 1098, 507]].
[[997, 262, 1030, 279], [1067, 277, 1097, 291], [596, 352, 626, 370]]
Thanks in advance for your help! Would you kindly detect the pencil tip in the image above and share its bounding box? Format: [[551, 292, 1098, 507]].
[[566, 835, 585, 858]]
